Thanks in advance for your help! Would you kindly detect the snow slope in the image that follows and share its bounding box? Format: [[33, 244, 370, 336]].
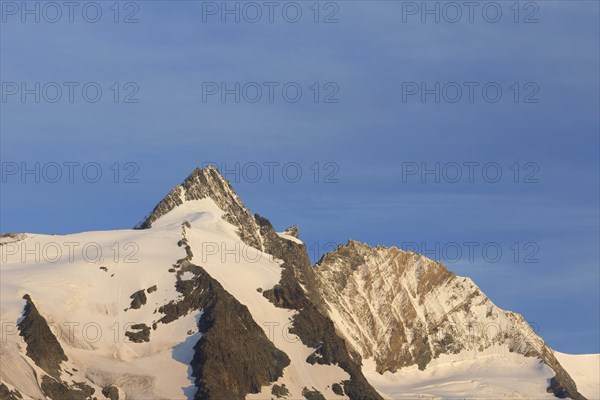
[[0, 224, 199, 399], [554, 352, 600, 400], [363, 348, 557, 399], [364, 350, 600, 400]]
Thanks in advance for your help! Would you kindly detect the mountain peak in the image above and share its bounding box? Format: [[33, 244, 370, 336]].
[[136, 166, 231, 228], [135, 166, 264, 250], [283, 225, 299, 239]]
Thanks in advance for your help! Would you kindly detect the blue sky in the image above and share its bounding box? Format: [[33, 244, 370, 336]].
[[1, 1, 598, 353]]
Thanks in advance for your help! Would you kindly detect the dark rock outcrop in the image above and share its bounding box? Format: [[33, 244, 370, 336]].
[[128, 290, 147, 310], [332, 383, 344, 396], [156, 235, 290, 400], [18, 294, 67, 378], [271, 384, 290, 398], [284, 225, 299, 238], [101, 386, 119, 400], [17, 296, 102, 400], [256, 216, 384, 400], [125, 323, 150, 343], [0, 384, 22, 400], [302, 387, 326, 400], [541, 346, 586, 400], [291, 305, 384, 400], [548, 377, 570, 399], [257, 215, 314, 310], [40, 376, 94, 400]]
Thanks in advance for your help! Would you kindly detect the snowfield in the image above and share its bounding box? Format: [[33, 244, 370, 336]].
[[363, 348, 558, 399], [554, 352, 600, 400], [1, 224, 198, 399]]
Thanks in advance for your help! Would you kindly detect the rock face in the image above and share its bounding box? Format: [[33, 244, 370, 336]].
[[271, 384, 290, 398], [136, 165, 264, 250], [0, 383, 22, 400], [128, 289, 147, 310], [332, 382, 344, 395], [159, 261, 290, 400], [257, 216, 384, 400], [17, 296, 96, 400], [541, 346, 585, 400], [125, 323, 150, 343], [18, 295, 68, 378], [39, 376, 94, 400], [314, 240, 586, 400], [102, 386, 120, 400], [302, 387, 327, 400], [284, 225, 299, 238]]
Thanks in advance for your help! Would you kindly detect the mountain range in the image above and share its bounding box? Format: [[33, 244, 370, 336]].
[[1, 166, 598, 400]]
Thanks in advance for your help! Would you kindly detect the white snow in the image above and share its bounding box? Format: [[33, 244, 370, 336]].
[[277, 232, 303, 245], [363, 348, 558, 399], [554, 351, 600, 399], [0, 218, 198, 398]]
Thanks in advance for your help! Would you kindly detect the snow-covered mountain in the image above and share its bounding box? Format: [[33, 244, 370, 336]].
[[1, 166, 598, 400]]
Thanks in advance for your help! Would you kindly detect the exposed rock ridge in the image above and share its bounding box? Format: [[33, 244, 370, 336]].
[[284, 225, 299, 238], [18, 294, 68, 379], [135, 166, 263, 250], [314, 240, 586, 400], [17, 295, 96, 400], [0, 383, 22, 400], [156, 228, 290, 400], [256, 216, 384, 400]]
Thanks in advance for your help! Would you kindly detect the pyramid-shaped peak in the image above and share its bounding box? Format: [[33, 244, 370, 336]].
[[135, 166, 262, 249], [180, 165, 235, 193]]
